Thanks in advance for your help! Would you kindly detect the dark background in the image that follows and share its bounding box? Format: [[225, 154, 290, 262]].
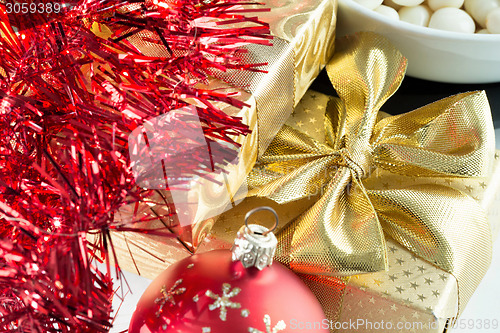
[[310, 69, 500, 128]]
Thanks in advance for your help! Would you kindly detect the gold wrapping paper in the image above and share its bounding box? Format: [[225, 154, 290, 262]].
[[218, 0, 337, 155], [337, 238, 458, 333]]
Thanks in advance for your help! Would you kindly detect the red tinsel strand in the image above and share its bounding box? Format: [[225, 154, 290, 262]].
[[0, 0, 271, 330], [0, 224, 115, 332]]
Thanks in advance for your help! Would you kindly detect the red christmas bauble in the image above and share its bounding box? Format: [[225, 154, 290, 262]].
[[128, 249, 328, 332]]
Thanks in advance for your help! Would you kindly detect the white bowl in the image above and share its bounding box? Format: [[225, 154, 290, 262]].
[[337, 0, 500, 83]]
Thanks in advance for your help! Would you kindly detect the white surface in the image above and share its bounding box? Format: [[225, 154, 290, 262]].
[[337, 0, 500, 83], [111, 271, 151, 332]]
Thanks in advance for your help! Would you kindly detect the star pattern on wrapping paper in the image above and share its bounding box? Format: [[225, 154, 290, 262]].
[[206, 283, 242, 321], [248, 314, 286, 333], [160, 248, 173, 257], [155, 279, 186, 317], [479, 181, 487, 189], [402, 270, 413, 277], [345, 231, 463, 318], [351, 235, 461, 318]]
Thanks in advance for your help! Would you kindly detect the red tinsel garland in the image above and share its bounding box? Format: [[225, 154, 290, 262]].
[[0, 0, 271, 331]]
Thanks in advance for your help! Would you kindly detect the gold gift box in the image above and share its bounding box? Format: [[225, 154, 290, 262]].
[[109, 0, 338, 255], [206, 88, 500, 333], [109, 90, 500, 333]]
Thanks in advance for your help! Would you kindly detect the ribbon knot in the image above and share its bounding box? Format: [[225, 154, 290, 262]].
[[337, 145, 371, 180], [248, 32, 494, 315]]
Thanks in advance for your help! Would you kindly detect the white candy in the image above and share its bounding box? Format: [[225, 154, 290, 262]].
[[399, 5, 431, 26], [427, 0, 464, 11], [486, 7, 500, 33], [428, 7, 476, 33], [392, 0, 424, 6], [354, 0, 384, 10], [375, 4, 400, 19], [362, 0, 500, 34], [464, 0, 500, 28], [383, 0, 403, 10]]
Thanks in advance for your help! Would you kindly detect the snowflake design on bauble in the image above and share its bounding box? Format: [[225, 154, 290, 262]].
[[154, 279, 186, 317], [205, 283, 242, 321]]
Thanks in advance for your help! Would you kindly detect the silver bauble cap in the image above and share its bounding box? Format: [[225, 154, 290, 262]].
[[231, 207, 278, 270]]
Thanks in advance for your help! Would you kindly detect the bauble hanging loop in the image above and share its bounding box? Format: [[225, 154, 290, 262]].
[[244, 206, 279, 235], [232, 206, 279, 270]]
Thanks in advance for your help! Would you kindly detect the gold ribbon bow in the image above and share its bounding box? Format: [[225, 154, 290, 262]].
[[248, 32, 494, 312]]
